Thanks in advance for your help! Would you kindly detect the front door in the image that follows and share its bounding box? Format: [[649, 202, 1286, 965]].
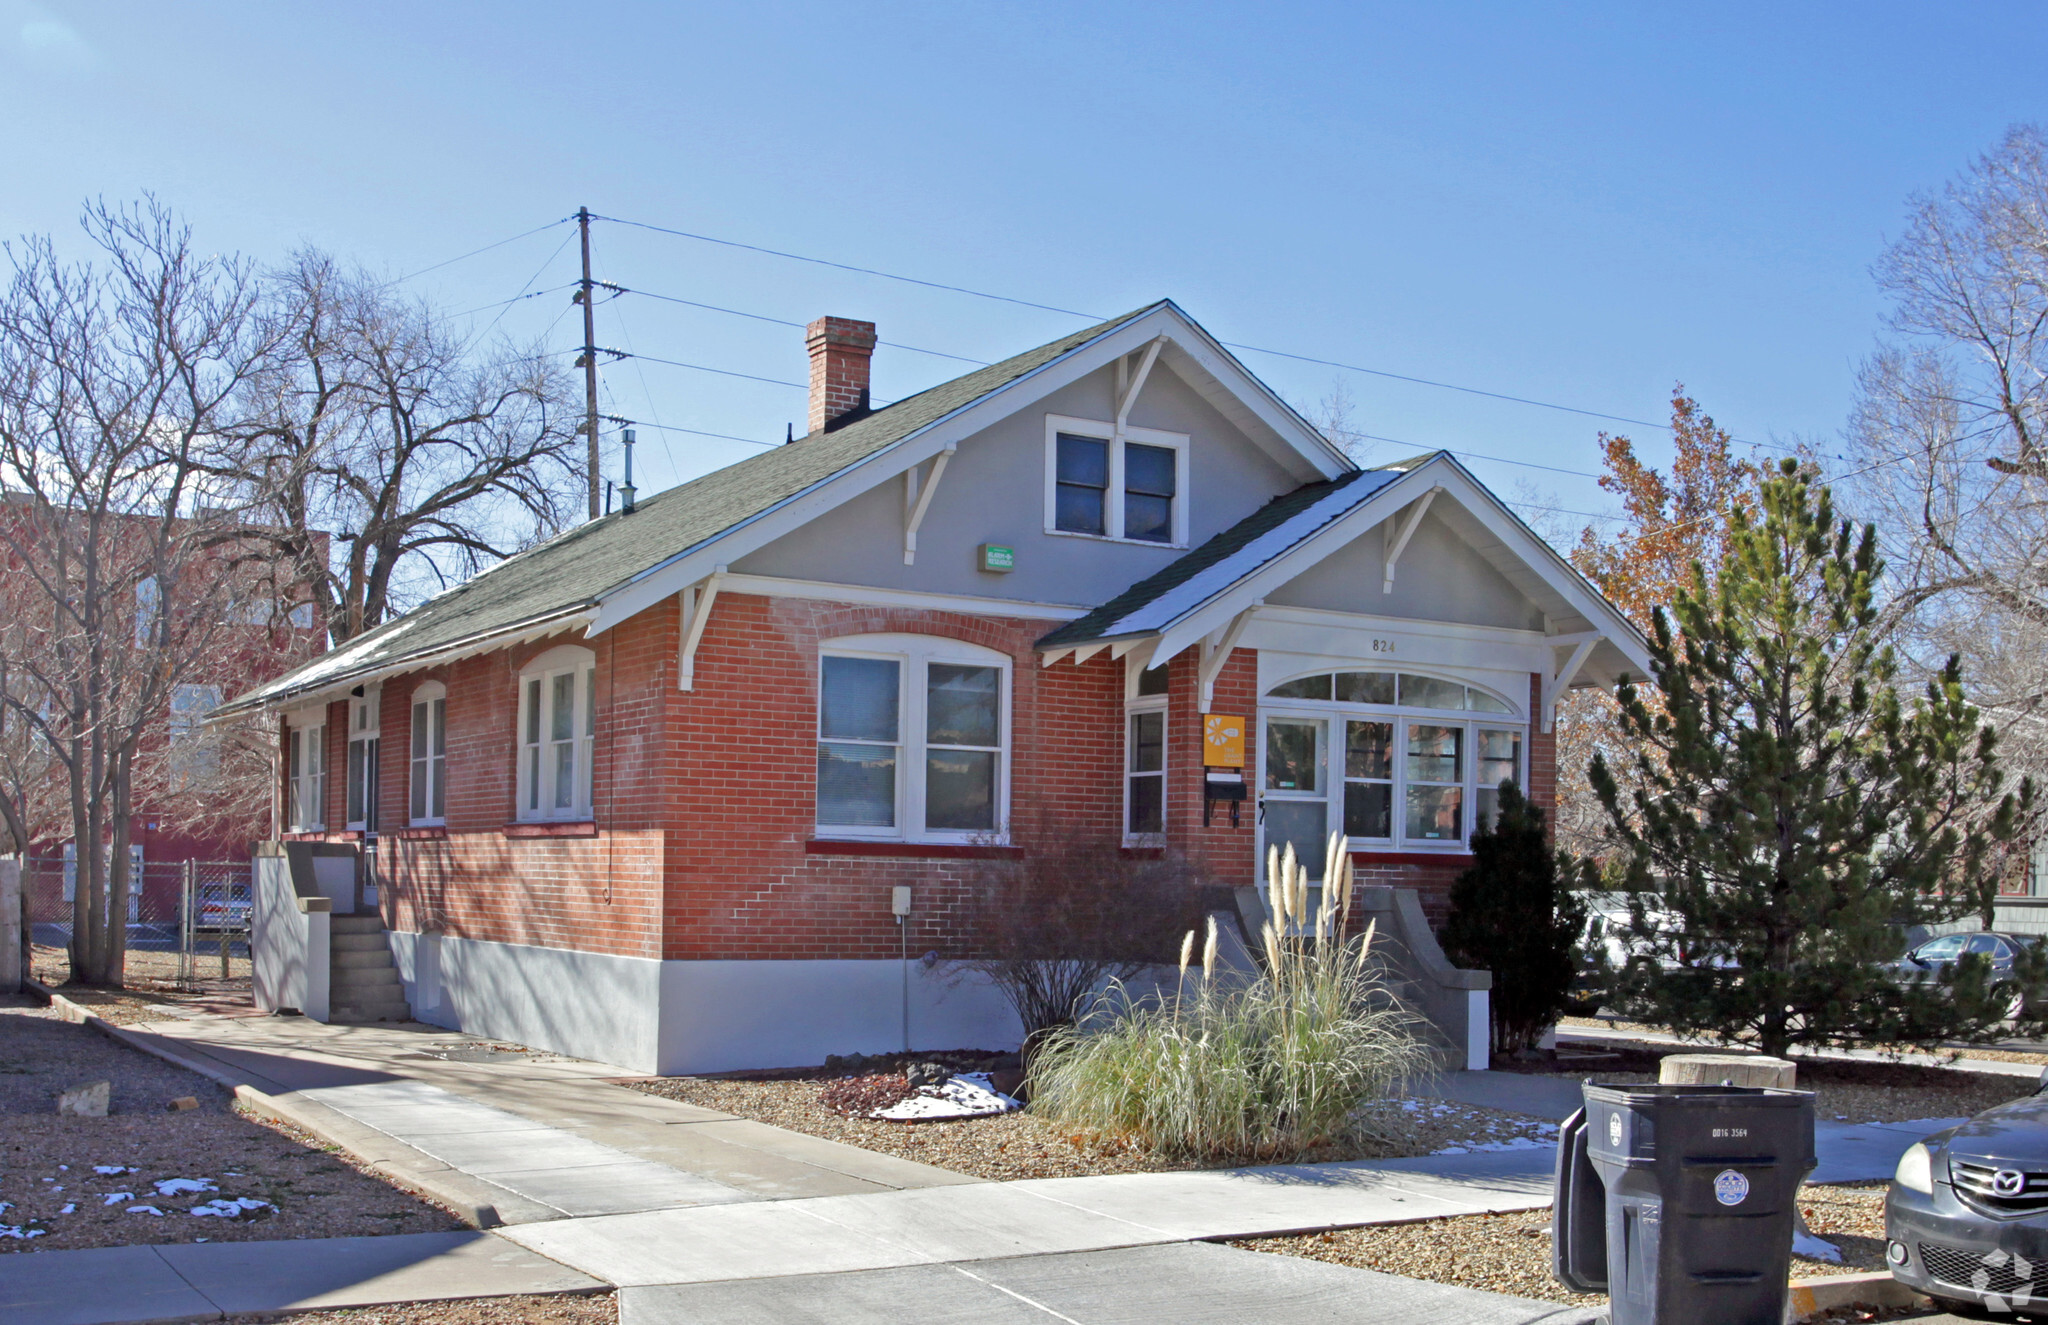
[[1259, 713, 1331, 901]]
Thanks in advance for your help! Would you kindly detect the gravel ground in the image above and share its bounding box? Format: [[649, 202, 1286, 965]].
[[0, 995, 463, 1251], [626, 1069, 1558, 1181], [1511, 1037, 2031, 1124], [1233, 1180, 1890, 1310], [222, 1293, 614, 1324]]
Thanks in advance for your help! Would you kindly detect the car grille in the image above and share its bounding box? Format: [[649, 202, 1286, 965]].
[[1921, 1241, 2048, 1299], [1952, 1159, 2048, 1213]]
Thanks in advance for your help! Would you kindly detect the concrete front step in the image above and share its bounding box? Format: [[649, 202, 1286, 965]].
[[332, 947, 397, 969], [332, 967, 401, 991], [331, 932, 388, 953], [330, 1003, 412, 1023], [330, 914, 388, 932]]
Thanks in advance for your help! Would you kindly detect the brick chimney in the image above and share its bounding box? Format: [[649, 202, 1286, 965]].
[[805, 316, 877, 435]]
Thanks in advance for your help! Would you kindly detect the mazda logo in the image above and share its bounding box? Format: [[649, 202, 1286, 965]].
[[1994, 1169, 2028, 1198]]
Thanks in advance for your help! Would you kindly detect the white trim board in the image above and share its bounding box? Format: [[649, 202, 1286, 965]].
[[717, 574, 1088, 622]]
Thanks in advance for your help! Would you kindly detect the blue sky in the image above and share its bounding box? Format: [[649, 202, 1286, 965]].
[[4, 2, 2044, 535]]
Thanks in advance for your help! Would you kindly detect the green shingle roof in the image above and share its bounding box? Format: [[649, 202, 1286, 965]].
[[227, 304, 1164, 711]]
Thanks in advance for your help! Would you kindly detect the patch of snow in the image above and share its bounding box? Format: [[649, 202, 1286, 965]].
[[101, 1192, 135, 1205], [870, 1072, 1022, 1122], [1794, 1229, 1844, 1263], [127, 1206, 166, 1217], [93, 1166, 136, 1175], [154, 1178, 217, 1196], [0, 1226, 45, 1239], [190, 1197, 273, 1218], [58, 1204, 74, 1215]]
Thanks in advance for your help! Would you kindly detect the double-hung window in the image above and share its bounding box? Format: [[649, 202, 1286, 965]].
[[1044, 415, 1188, 545], [409, 682, 446, 825], [286, 714, 325, 831], [816, 634, 1009, 842], [516, 646, 596, 821], [345, 690, 380, 831], [1124, 663, 1168, 842]]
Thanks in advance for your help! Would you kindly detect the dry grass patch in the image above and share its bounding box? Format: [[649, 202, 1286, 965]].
[[223, 1292, 614, 1324]]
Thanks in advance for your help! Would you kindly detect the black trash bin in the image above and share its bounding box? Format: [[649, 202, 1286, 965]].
[[1552, 1082, 1815, 1325]]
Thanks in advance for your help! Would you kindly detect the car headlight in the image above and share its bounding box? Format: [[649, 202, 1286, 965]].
[[1895, 1142, 1936, 1195]]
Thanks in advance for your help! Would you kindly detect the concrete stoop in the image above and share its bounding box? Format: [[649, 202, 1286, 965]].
[[329, 914, 412, 1024]]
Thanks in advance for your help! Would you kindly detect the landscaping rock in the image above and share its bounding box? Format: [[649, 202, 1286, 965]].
[[989, 1068, 1026, 1100], [905, 1061, 950, 1089], [57, 1080, 109, 1117], [823, 1052, 873, 1075]]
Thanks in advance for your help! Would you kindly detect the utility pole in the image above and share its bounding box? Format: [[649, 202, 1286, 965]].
[[576, 206, 601, 521]]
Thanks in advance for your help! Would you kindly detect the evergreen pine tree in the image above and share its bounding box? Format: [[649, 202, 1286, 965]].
[[1441, 782, 1589, 1055], [1590, 460, 2030, 1057]]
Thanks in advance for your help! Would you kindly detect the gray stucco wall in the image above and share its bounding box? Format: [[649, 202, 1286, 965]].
[[1264, 511, 1546, 632], [733, 361, 1304, 606]]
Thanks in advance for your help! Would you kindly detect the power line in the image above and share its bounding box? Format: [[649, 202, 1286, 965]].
[[387, 218, 571, 287], [476, 232, 577, 342], [1357, 433, 1603, 480], [449, 282, 576, 320], [616, 286, 988, 364]]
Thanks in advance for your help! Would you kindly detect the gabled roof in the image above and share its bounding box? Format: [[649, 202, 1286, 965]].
[[1038, 466, 1405, 649], [224, 307, 1161, 713]]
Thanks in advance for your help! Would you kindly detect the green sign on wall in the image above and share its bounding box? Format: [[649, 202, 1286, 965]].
[[979, 543, 1015, 573]]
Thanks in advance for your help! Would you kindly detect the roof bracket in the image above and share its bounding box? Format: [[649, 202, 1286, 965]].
[[677, 566, 727, 691], [1541, 633, 1601, 732], [1198, 602, 1259, 709], [901, 443, 956, 566], [1113, 337, 1166, 443], [1382, 487, 1442, 593]]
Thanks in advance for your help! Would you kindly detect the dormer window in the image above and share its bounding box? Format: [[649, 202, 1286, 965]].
[[1044, 415, 1188, 546]]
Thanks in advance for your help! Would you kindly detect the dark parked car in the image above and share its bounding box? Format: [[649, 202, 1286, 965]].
[[1888, 1068, 2048, 1314], [1886, 931, 2041, 1021]]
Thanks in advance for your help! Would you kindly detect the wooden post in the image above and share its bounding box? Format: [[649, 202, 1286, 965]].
[[1659, 1053, 1796, 1090]]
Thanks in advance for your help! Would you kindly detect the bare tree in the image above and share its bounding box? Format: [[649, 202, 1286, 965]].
[[0, 200, 276, 985], [227, 252, 582, 643], [1845, 124, 2048, 876]]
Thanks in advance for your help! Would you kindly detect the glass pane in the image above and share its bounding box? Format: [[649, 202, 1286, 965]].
[[1468, 687, 1515, 714], [526, 748, 540, 811], [1400, 675, 1467, 710], [1476, 786, 1499, 832], [432, 699, 447, 757], [411, 757, 427, 821], [551, 673, 575, 742], [1128, 773, 1163, 834], [289, 729, 301, 779], [413, 702, 428, 757], [1344, 781, 1392, 839], [554, 741, 575, 809], [1267, 674, 1332, 701], [1136, 664, 1169, 696], [585, 669, 596, 737], [1406, 784, 1464, 840], [1264, 719, 1322, 792], [1125, 443, 1176, 497], [821, 656, 900, 741], [1264, 801, 1329, 879], [1124, 492, 1172, 543], [347, 741, 366, 822], [1915, 935, 1967, 961], [818, 742, 896, 826], [525, 678, 541, 744], [1055, 482, 1106, 535], [926, 750, 996, 831], [1345, 720, 1393, 779], [1478, 728, 1520, 788], [1055, 433, 1108, 486], [1129, 710, 1164, 773], [1335, 671, 1396, 704], [927, 664, 999, 747], [430, 755, 445, 820], [1407, 724, 1463, 783]]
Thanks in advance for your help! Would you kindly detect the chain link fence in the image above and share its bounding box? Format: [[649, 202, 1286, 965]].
[[24, 856, 252, 991]]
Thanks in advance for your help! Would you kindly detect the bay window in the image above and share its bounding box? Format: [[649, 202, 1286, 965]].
[[409, 682, 446, 825], [817, 634, 1009, 842], [1260, 669, 1525, 874], [516, 646, 596, 822]]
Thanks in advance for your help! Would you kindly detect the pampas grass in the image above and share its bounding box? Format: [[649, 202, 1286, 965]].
[[1028, 836, 1435, 1162]]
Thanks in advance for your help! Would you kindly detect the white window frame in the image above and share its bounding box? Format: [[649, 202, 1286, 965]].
[[285, 709, 326, 832], [815, 633, 1012, 845], [516, 645, 597, 823], [1257, 669, 1526, 872], [408, 682, 447, 827], [345, 687, 380, 832], [168, 683, 223, 789], [1042, 414, 1190, 548], [1123, 693, 1169, 846]]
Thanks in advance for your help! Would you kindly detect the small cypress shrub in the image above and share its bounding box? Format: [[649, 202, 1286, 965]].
[[1440, 783, 1589, 1056]]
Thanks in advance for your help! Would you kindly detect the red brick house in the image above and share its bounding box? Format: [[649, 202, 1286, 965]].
[[226, 301, 1649, 1072]]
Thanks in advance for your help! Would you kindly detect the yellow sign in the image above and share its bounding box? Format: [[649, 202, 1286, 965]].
[[1202, 713, 1245, 767]]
